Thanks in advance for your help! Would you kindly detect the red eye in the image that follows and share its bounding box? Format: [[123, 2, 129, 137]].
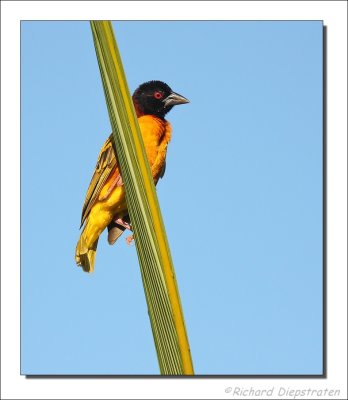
[[154, 91, 163, 99]]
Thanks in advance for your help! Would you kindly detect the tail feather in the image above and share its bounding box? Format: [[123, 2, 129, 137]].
[[107, 221, 125, 245], [107, 214, 131, 245], [75, 234, 99, 273]]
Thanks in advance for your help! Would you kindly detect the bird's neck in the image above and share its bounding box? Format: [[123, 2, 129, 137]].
[[138, 115, 172, 144]]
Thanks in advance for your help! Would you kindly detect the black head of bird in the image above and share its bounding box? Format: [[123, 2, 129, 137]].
[[132, 80, 189, 118]]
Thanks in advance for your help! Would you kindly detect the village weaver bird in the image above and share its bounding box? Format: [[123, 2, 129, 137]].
[[75, 81, 189, 273]]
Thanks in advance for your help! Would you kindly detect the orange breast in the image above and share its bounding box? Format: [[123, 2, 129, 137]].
[[98, 115, 171, 209], [138, 115, 169, 166]]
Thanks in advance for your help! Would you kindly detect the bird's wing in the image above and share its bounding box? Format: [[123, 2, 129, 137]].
[[80, 136, 119, 227]]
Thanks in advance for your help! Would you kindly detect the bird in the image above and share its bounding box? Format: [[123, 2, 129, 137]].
[[75, 80, 189, 273]]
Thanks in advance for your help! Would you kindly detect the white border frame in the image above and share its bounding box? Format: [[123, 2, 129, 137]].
[[1, 1, 347, 399]]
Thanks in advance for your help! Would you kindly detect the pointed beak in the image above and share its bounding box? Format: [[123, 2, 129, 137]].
[[164, 91, 190, 107]]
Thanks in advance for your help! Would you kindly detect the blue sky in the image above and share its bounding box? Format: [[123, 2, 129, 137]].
[[21, 21, 323, 375]]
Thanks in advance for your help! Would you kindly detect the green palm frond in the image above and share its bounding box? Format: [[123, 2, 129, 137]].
[[90, 21, 194, 375]]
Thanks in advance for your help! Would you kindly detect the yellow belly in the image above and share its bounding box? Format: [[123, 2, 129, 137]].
[[95, 186, 127, 223]]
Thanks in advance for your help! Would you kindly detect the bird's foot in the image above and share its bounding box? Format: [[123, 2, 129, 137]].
[[114, 217, 132, 231], [126, 235, 134, 245]]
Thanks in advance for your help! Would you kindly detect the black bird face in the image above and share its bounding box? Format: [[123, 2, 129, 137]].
[[132, 80, 189, 118]]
